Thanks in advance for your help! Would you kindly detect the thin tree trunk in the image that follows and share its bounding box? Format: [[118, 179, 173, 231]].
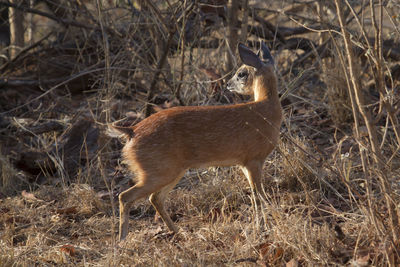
[[240, 0, 248, 43], [9, 0, 25, 59], [224, 0, 239, 73], [27, 0, 34, 45]]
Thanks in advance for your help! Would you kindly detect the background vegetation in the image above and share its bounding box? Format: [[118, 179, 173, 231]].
[[0, 0, 399, 265]]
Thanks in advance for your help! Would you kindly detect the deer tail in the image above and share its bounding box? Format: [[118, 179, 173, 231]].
[[107, 125, 135, 139]]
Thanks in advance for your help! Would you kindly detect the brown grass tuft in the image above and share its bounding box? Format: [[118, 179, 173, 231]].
[[278, 138, 318, 191]]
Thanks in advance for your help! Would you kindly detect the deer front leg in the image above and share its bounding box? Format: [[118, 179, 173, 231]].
[[242, 160, 264, 197]]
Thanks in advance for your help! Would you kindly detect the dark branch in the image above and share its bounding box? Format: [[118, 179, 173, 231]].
[[0, 1, 96, 30]]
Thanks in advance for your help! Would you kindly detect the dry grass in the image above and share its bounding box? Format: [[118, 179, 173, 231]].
[[1, 144, 399, 266], [1, 163, 397, 265]]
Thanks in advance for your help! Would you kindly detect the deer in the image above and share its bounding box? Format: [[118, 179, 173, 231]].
[[112, 42, 283, 241]]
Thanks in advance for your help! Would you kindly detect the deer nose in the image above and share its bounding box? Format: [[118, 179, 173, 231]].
[[227, 80, 234, 90]]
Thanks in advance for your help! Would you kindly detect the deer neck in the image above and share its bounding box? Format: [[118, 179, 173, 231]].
[[253, 68, 278, 102]]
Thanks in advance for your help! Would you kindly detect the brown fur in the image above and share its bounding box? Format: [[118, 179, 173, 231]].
[[114, 49, 282, 241]]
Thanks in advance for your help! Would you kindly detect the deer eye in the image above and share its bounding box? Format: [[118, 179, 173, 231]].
[[238, 71, 248, 79]]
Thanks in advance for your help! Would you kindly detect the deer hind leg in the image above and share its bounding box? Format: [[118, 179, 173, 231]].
[[119, 181, 162, 241], [149, 173, 185, 233]]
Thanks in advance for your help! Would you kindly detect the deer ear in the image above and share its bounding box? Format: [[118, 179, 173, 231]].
[[238, 43, 263, 70], [260, 42, 274, 65]]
